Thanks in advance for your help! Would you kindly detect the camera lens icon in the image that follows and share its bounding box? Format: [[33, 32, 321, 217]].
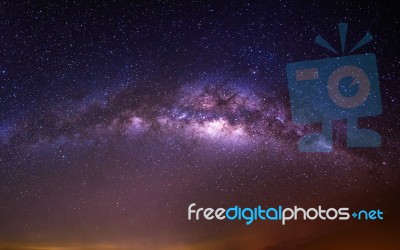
[[286, 53, 382, 152], [328, 65, 370, 109], [286, 23, 383, 152]]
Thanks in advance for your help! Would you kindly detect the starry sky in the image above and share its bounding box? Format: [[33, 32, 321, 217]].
[[0, 1, 399, 249]]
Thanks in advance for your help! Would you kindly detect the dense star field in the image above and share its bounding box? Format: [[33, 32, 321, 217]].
[[0, 1, 399, 249]]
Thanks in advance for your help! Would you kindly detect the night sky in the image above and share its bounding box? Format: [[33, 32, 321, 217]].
[[0, 1, 399, 249]]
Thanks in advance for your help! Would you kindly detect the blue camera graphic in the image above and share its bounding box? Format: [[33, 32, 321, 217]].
[[286, 23, 382, 152]]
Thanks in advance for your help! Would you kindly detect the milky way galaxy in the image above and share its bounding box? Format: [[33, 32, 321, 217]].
[[0, 1, 399, 249]]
